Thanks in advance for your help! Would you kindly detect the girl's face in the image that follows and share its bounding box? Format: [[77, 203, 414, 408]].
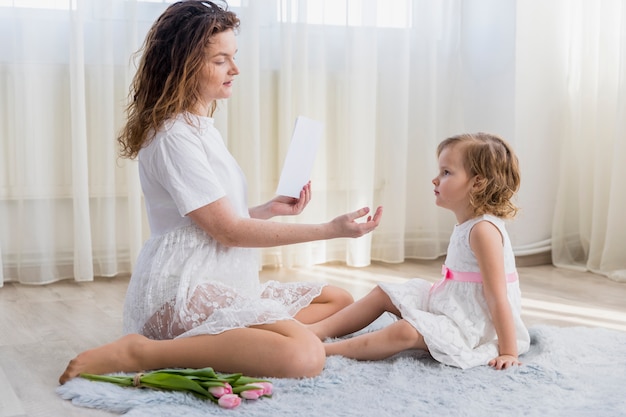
[[195, 29, 239, 115], [432, 144, 476, 223]]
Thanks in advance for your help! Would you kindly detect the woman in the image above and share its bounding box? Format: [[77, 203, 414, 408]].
[[59, 0, 382, 384]]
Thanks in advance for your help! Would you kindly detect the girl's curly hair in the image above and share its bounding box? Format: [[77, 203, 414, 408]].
[[437, 132, 521, 219]]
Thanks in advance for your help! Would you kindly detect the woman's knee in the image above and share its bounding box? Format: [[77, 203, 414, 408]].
[[328, 286, 354, 309], [318, 285, 354, 308], [278, 333, 325, 378]]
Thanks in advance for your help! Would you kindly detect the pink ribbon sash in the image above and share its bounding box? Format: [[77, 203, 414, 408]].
[[440, 265, 518, 283], [430, 265, 518, 294]]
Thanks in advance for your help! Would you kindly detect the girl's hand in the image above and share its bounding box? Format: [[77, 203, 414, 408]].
[[329, 206, 383, 238], [488, 354, 522, 370]]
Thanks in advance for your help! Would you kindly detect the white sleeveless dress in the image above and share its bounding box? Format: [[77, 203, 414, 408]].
[[379, 215, 530, 369], [122, 114, 324, 340]]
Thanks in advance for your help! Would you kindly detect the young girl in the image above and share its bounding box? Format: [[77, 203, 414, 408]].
[[59, 0, 382, 384], [309, 133, 530, 370]]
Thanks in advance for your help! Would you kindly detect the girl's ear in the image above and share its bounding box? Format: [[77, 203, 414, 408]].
[[472, 175, 485, 188]]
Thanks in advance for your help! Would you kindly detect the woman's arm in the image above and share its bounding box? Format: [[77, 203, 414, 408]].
[[469, 220, 521, 370], [189, 195, 383, 248]]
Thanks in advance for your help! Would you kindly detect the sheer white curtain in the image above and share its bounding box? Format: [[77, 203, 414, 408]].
[[1, 0, 625, 285], [0, 1, 158, 284], [549, 0, 626, 282]]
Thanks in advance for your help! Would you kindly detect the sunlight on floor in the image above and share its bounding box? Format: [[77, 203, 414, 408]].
[[522, 298, 626, 332], [279, 264, 426, 300]]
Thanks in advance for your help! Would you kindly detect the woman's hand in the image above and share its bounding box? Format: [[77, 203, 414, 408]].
[[250, 182, 312, 219], [488, 354, 521, 370], [328, 206, 384, 238], [271, 181, 311, 216]]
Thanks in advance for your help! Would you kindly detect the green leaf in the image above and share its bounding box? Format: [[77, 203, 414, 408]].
[[139, 373, 209, 398], [151, 367, 218, 379], [232, 384, 264, 394], [214, 372, 243, 382], [197, 381, 229, 388], [233, 376, 272, 386], [149, 369, 237, 385]]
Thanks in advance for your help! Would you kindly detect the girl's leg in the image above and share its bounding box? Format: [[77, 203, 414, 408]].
[[308, 286, 400, 340], [294, 285, 354, 324], [325, 319, 427, 361], [59, 320, 324, 385]]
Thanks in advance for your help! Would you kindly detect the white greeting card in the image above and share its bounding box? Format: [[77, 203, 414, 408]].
[[276, 116, 323, 198]]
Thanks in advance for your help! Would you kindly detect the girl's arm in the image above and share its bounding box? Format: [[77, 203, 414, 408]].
[[249, 182, 311, 220], [189, 195, 383, 248], [469, 220, 521, 370]]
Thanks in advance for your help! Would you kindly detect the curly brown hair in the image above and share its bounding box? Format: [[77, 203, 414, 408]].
[[117, 0, 240, 159], [437, 132, 521, 219]]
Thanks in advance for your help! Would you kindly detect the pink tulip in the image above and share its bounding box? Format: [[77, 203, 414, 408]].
[[239, 386, 265, 400], [218, 394, 241, 409], [208, 383, 233, 398], [253, 382, 273, 396]]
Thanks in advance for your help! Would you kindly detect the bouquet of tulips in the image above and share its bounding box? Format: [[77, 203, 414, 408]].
[[80, 367, 273, 409]]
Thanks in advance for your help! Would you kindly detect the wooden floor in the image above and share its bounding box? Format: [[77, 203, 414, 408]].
[[1, 259, 625, 417]]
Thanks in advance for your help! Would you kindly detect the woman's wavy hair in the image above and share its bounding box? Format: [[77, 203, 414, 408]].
[[437, 132, 521, 219], [117, 0, 239, 159]]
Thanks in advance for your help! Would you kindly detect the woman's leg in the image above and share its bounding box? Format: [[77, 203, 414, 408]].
[[59, 320, 324, 385], [308, 285, 400, 340], [294, 285, 354, 324], [324, 319, 427, 361]]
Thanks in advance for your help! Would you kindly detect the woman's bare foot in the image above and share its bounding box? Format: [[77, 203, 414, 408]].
[[58, 334, 148, 385]]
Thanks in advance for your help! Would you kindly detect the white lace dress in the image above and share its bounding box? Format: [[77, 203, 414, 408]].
[[379, 215, 530, 369], [122, 114, 325, 340]]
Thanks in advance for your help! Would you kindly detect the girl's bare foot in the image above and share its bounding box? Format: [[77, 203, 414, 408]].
[[59, 334, 148, 385]]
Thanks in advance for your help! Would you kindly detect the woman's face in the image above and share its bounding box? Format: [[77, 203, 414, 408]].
[[195, 29, 239, 115]]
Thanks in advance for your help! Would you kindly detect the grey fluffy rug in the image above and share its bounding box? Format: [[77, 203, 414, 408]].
[[57, 324, 626, 417]]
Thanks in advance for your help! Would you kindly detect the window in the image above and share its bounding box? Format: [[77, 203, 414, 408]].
[[278, 0, 412, 28], [0, 0, 241, 10], [0, 0, 74, 9]]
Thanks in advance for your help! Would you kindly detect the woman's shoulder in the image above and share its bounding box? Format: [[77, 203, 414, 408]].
[[161, 113, 214, 138], [141, 114, 216, 154]]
